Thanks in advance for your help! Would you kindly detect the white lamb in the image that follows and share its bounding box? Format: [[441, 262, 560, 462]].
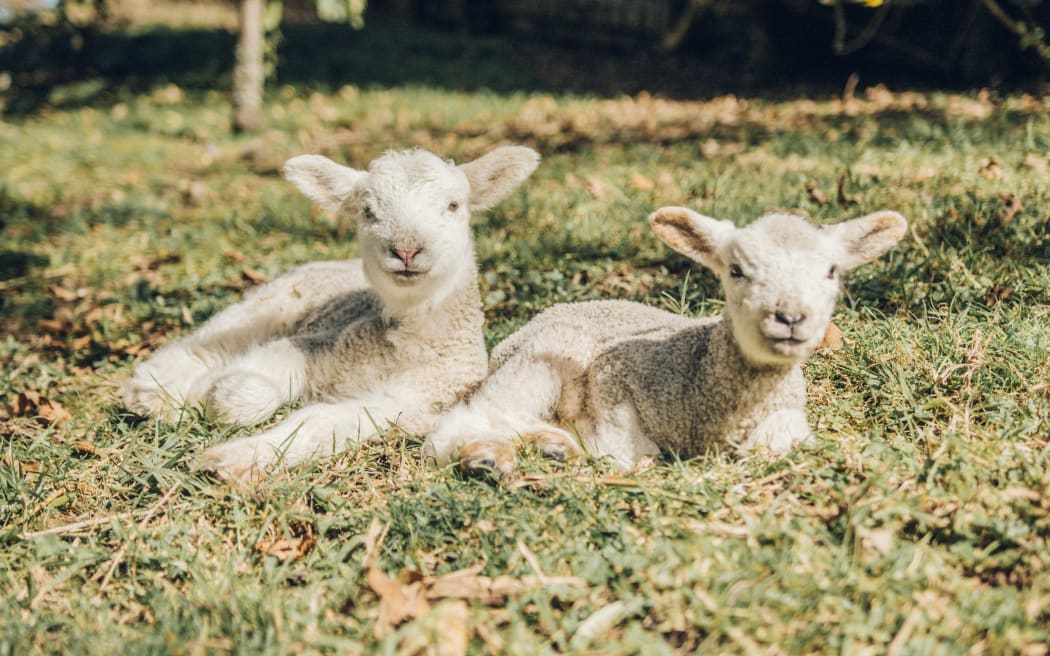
[[121, 145, 540, 480], [425, 206, 907, 476]]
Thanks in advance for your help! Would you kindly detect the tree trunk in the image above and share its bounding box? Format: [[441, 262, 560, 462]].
[[233, 0, 265, 132]]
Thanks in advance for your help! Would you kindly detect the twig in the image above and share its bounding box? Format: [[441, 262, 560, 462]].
[[18, 500, 186, 539], [516, 540, 550, 584], [833, 0, 894, 56]]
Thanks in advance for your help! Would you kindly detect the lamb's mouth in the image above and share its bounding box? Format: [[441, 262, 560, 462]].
[[767, 336, 805, 345], [391, 270, 427, 284], [765, 335, 810, 353]]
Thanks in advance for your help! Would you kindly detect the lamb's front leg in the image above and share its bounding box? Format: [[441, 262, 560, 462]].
[[193, 395, 409, 482], [588, 401, 661, 470], [122, 293, 301, 422], [741, 408, 813, 455], [203, 338, 308, 426]]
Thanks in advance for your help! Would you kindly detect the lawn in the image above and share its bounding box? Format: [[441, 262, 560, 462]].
[[1, 17, 1049, 655]]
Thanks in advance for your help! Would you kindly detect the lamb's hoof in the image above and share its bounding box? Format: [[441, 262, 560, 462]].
[[527, 430, 582, 463], [193, 444, 266, 487], [121, 379, 184, 422], [458, 440, 516, 481]]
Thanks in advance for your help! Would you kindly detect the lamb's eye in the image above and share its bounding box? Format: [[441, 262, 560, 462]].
[[729, 264, 744, 279], [827, 265, 838, 279], [363, 205, 376, 221], [447, 201, 460, 213]]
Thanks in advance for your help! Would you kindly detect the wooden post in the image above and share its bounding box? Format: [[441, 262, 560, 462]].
[[233, 0, 265, 132]]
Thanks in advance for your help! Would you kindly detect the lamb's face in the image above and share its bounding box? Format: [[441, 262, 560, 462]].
[[649, 207, 907, 369], [720, 215, 842, 367], [351, 151, 474, 313], [283, 146, 540, 317]]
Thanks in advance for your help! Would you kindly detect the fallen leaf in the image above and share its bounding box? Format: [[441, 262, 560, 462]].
[[38, 398, 72, 425], [818, 322, 844, 351], [241, 268, 269, 285], [804, 180, 828, 205], [998, 192, 1022, 225], [7, 392, 71, 425], [39, 318, 71, 335], [72, 440, 101, 456], [398, 600, 470, 656], [584, 175, 612, 201], [2, 453, 42, 476], [368, 566, 431, 637], [254, 535, 315, 562], [223, 250, 247, 263], [48, 286, 79, 302], [1023, 153, 1048, 174], [979, 156, 1003, 181], [629, 171, 655, 191], [985, 285, 1013, 307]]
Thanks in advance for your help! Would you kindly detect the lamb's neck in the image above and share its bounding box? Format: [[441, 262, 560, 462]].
[[387, 264, 483, 333], [706, 317, 798, 386]]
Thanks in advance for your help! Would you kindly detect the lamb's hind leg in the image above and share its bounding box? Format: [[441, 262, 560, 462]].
[[202, 338, 309, 426], [122, 270, 336, 421], [425, 356, 573, 479]]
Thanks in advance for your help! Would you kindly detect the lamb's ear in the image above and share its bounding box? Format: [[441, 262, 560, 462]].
[[283, 155, 365, 214], [648, 206, 736, 271], [824, 210, 908, 271], [460, 146, 540, 211]]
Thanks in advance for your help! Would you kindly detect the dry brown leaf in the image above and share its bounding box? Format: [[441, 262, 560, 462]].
[[2, 453, 42, 476], [72, 440, 101, 456], [804, 180, 828, 206], [818, 322, 844, 351], [1023, 153, 1048, 174], [985, 285, 1013, 307], [8, 392, 71, 425], [584, 175, 612, 201], [241, 268, 269, 285], [398, 600, 470, 656], [628, 171, 655, 191], [224, 250, 247, 263], [38, 398, 72, 425], [979, 157, 1003, 181], [254, 535, 316, 562], [48, 286, 79, 302], [368, 566, 432, 637], [39, 318, 71, 335], [998, 192, 1023, 225]]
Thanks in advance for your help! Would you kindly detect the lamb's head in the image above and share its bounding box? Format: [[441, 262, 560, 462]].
[[650, 207, 907, 367], [283, 146, 540, 315]]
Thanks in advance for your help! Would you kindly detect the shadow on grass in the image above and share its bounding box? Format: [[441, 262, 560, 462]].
[[9, 13, 1036, 119]]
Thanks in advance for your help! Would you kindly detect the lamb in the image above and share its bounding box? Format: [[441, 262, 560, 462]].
[[121, 145, 540, 481], [424, 206, 907, 476]]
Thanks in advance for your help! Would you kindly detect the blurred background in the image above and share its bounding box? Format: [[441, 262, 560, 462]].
[[1, 0, 1048, 122]]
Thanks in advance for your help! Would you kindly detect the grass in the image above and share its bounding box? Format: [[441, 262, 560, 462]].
[[1, 17, 1050, 655]]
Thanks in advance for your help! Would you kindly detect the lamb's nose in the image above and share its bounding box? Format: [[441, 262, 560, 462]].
[[392, 247, 422, 266], [774, 311, 806, 327]]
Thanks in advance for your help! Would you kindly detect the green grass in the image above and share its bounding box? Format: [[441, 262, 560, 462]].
[[2, 24, 1050, 654]]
